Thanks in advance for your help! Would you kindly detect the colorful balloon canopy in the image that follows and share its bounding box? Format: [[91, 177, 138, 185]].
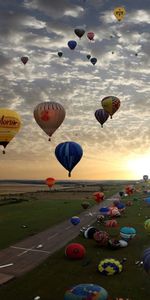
[[58, 51, 63, 57], [99, 207, 109, 215], [65, 243, 86, 260], [45, 177, 56, 188], [64, 283, 108, 300], [70, 216, 80, 225], [125, 185, 134, 195], [21, 56, 28, 65], [93, 231, 109, 246], [98, 258, 123, 275], [120, 227, 136, 241], [95, 109, 109, 127], [113, 7, 126, 22], [68, 40, 77, 50], [0, 108, 21, 154], [55, 141, 83, 177], [33, 101, 65, 141], [74, 28, 85, 39], [93, 192, 104, 203], [87, 32, 94, 41], [90, 57, 97, 65], [101, 96, 120, 118]]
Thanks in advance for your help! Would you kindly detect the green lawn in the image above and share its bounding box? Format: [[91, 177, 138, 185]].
[[0, 186, 119, 249], [0, 188, 150, 299]]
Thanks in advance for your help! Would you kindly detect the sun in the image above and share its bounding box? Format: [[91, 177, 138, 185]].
[[126, 155, 150, 179]]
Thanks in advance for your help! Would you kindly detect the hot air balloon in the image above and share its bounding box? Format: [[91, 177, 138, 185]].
[[101, 96, 120, 119], [0, 108, 21, 154], [90, 57, 97, 65], [98, 258, 123, 275], [74, 28, 85, 39], [143, 175, 148, 182], [95, 109, 109, 128], [120, 227, 136, 241], [81, 201, 90, 209], [68, 40, 77, 50], [58, 51, 63, 57], [64, 284, 108, 300], [125, 185, 134, 195], [87, 32, 94, 41], [55, 141, 83, 177], [86, 54, 91, 60], [70, 216, 80, 225], [33, 102, 65, 141], [93, 192, 104, 203], [113, 7, 126, 22], [142, 247, 150, 273], [65, 243, 86, 260], [93, 231, 109, 246], [21, 56, 28, 65], [45, 177, 56, 188], [144, 219, 150, 233]]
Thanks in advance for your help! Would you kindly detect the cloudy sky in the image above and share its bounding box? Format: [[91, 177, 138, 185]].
[[0, 0, 150, 180]]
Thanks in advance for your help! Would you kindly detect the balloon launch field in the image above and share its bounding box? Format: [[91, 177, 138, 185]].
[[0, 184, 150, 299]]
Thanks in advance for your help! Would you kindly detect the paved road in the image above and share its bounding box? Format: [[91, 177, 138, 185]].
[[0, 194, 118, 283]]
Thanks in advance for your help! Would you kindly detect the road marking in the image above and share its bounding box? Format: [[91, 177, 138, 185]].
[[47, 233, 58, 240], [0, 263, 14, 268], [65, 225, 72, 230], [11, 246, 50, 254]]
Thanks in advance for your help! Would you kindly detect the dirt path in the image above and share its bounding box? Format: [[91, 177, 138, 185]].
[[0, 194, 118, 284]]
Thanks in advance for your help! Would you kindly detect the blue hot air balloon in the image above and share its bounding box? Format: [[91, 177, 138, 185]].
[[70, 216, 80, 225], [95, 109, 109, 128], [68, 40, 77, 50], [55, 141, 83, 177], [142, 247, 150, 273]]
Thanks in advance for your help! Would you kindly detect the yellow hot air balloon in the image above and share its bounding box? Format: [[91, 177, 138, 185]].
[[101, 96, 120, 119], [113, 7, 126, 21], [33, 102, 66, 140], [0, 108, 21, 154]]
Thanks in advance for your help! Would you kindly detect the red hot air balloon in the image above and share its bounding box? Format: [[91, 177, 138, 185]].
[[95, 109, 109, 128], [45, 177, 56, 188], [21, 56, 28, 65], [93, 192, 104, 203], [87, 32, 94, 41]]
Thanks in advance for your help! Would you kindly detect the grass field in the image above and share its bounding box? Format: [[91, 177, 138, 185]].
[[0, 186, 119, 249], [0, 186, 150, 299]]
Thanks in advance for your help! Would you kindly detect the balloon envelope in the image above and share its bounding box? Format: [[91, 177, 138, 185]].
[[87, 32, 94, 40], [86, 54, 91, 60], [45, 177, 56, 188], [55, 141, 83, 177], [143, 175, 148, 182], [64, 283, 108, 300], [65, 243, 86, 260], [0, 108, 21, 153], [33, 102, 65, 140], [113, 7, 126, 21], [58, 51, 63, 57], [98, 258, 123, 275], [21, 56, 28, 65], [90, 57, 97, 65], [74, 28, 85, 38], [101, 96, 120, 118], [70, 216, 80, 225], [68, 40, 77, 50], [95, 109, 109, 127]]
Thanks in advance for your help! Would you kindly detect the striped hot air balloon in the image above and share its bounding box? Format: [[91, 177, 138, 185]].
[[33, 102, 65, 141], [95, 109, 109, 127], [55, 141, 83, 177]]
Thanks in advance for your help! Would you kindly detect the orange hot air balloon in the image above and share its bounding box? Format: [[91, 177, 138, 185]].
[[45, 177, 56, 188], [93, 192, 104, 203], [33, 102, 66, 141]]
